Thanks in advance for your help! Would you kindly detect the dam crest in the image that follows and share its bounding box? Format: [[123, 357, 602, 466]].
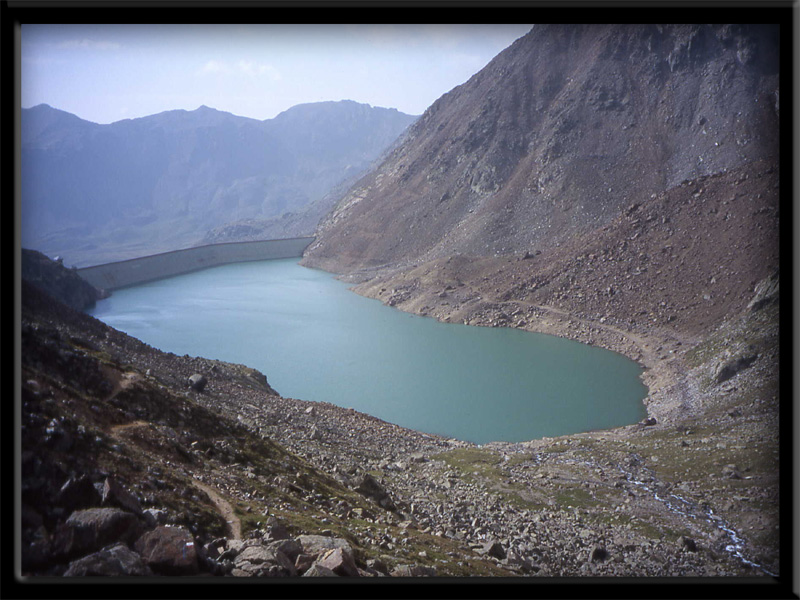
[[77, 237, 315, 291]]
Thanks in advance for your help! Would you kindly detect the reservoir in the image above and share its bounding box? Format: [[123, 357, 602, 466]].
[[88, 258, 648, 444]]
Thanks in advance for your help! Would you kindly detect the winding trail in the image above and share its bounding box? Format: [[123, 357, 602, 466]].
[[484, 295, 670, 364], [192, 479, 243, 541], [104, 371, 243, 541]]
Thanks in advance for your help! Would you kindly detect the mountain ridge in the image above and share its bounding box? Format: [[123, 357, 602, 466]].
[[302, 24, 779, 274], [22, 101, 418, 267], [17, 21, 785, 582]]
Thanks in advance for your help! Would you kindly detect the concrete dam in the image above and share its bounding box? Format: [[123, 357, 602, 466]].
[[77, 237, 315, 291]]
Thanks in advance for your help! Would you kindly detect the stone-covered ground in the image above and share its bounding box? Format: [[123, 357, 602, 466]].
[[19, 249, 781, 582]]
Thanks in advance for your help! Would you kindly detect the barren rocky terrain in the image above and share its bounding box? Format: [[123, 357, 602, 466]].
[[19, 238, 782, 583], [16, 21, 788, 593]]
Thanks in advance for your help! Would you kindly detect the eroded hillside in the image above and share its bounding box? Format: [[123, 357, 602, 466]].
[[302, 24, 779, 273], [17, 21, 786, 586], [19, 241, 781, 581]]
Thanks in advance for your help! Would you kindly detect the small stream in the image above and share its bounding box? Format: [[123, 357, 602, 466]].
[[617, 457, 776, 577], [531, 451, 776, 576]]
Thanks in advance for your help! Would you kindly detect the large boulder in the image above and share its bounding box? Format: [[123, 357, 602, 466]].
[[55, 475, 103, 512], [302, 563, 338, 577], [483, 540, 507, 560], [232, 544, 297, 577], [101, 477, 143, 516], [266, 538, 302, 563], [134, 526, 198, 575], [187, 374, 207, 392], [262, 516, 291, 541], [313, 547, 360, 577], [747, 271, 779, 312], [354, 473, 396, 511], [53, 508, 143, 560], [296, 535, 353, 560], [64, 542, 153, 576]]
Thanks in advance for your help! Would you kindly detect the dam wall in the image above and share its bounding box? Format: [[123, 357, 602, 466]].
[[76, 237, 314, 291]]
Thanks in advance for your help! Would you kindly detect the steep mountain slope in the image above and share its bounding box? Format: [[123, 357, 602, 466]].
[[302, 24, 779, 273], [21, 101, 417, 266], [293, 23, 783, 578], [21, 248, 109, 311], [16, 22, 785, 583]]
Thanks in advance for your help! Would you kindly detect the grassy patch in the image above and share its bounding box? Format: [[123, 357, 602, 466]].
[[553, 486, 597, 510], [433, 447, 503, 475]]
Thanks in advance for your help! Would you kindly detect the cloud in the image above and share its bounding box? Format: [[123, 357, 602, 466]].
[[202, 59, 230, 73], [200, 59, 282, 81], [237, 60, 282, 80], [57, 39, 121, 50]]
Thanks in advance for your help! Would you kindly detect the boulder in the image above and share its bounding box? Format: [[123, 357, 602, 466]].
[[56, 475, 102, 512], [294, 553, 315, 574], [354, 473, 396, 511], [266, 538, 302, 563], [678, 536, 698, 552], [747, 272, 779, 312], [390, 564, 437, 577], [314, 547, 360, 577], [366, 558, 390, 575], [302, 563, 338, 577], [262, 516, 291, 541], [54, 508, 143, 559], [188, 374, 207, 391], [143, 508, 168, 527], [102, 477, 143, 516], [134, 525, 198, 575], [721, 464, 743, 480], [503, 549, 534, 572], [64, 542, 153, 576], [590, 546, 609, 562], [232, 543, 297, 577], [296, 535, 353, 560], [483, 540, 507, 560]]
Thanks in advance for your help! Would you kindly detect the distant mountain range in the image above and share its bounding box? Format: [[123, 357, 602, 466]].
[[21, 101, 417, 266]]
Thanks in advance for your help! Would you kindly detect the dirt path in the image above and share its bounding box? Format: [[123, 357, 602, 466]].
[[104, 370, 143, 399], [108, 419, 152, 436], [483, 295, 662, 361], [103, 372, 243, 542], [192, 479, 242, 541]]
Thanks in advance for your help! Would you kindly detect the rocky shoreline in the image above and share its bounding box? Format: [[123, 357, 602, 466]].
[[20, 243, 781, 581]]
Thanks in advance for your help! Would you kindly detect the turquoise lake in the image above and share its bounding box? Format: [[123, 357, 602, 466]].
[[88, 258, 648, 444]]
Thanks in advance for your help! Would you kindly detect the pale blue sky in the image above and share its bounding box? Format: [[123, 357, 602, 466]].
[[21, 24, 533, 123]]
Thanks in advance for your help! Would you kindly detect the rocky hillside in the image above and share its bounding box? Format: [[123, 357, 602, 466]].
[[290, 22, 784, 583], [302, 24, 779, 273], [17, 22, 786, 586], [21, 101, 416, 267], [21, 248, 109, 311], [19, 223, 782, 583]]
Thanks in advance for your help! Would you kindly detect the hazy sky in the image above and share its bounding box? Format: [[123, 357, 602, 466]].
[[21, 24, 533, 124]]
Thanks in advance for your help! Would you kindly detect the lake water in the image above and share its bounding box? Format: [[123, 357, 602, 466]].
[[88, 258, 648, 444]]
